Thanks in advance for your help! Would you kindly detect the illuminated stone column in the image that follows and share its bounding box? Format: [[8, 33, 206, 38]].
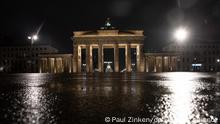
[[98, 44, 103, 72], [50, 58, 54, 73], [47, 58, 50, 73], [136, 44, 145, 72], [57, 58, 62, 73], [136, 44, 140, 72], [154, 56, 157, 72], [39, 58, 42, 73], [168, 56, 171, 71], [61, 58, 64, 72], [42, 58, 46, 73], [139, 44, 145, 72], [54, 58, 56, 73], [125, 44, 131, 72], [73, 44, 78, 72], [89, 45, 93, 72], [145, 57, 149, 72], [68, 57, 72, 73], [162, 56, 164, 72], [77, 45, 81, 72], [86, 45, 93, 72], [114, 44, 119, 72], [86, 45, 89, 72]]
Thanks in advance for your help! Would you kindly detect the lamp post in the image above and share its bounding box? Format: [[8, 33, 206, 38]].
[[173, 27, 189, 43], [28, 35, 38, 45], [27, 35, 39, 72], [173, 26, 189, 71]]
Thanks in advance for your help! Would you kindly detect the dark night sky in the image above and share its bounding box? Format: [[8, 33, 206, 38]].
[[1, 0, 220, 52]]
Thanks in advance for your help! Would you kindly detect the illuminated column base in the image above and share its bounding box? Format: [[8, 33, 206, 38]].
[[114, 44, 119, 72], [98, 44, 103, 72], [73, 45, 78, 73], [86, 45, 93, 72], [126, 44, 131, 72], [77, 46, 81, 72]]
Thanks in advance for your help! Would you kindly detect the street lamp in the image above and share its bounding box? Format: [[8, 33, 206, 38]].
[[27, 35, 38, 45], [27, 34, 39, 72], [173, 27, 189, 71], [173, 27, 189, 42]]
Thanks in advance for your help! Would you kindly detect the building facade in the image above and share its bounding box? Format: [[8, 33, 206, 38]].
[[163, 41, 220, 71], [0, 45, 58, 73], [36, 20, 220, 73], [52, 18, 143, 72], [72, 29, 145, 72], [39, 54, 72, 73], [38, 20, 179, 73], [145, 52, 178, 72]]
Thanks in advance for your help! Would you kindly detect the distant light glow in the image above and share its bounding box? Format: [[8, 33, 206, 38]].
[[192, 64, 202, 67], [32, 35, 38, 40], [166, 73, 198, 123], [106, 22, 111, 27], [28, 36, 32, 40], [107, 65, 111, 69], [28, 35, 38, 42], [0, 66, 3, 71], [174, 27, 189, 42], [104, 61, 112, 64], [157, 72, 218, 123], [217, 59, 220, 63]]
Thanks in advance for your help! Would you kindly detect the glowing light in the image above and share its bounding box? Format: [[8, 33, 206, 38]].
[[156, 72, 218, 123], [28, 36, 32, 40], [27, 35, 38, 44], [217, 59, 220, 63], [169, 75, 195, 124], [106, 22, 111, 27], [32, 35, 38, 40], [192, 64, 202, 67], [22, 73, 45, 123], [107, 65, 111, 69], [174, 27, 189, 42]]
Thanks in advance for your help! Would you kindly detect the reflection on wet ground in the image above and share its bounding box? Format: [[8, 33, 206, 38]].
[[0, 72, 219, 123]]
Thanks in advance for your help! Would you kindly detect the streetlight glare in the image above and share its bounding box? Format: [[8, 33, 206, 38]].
[[28, 36, 32, 40], [32, 35, 38, 40], [27, 35, 38, 40], [174, 27, 189, 42]]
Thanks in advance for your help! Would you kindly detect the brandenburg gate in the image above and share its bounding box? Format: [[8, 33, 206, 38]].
[[72, 20, 145, 73], [38, 20, 178, 73]]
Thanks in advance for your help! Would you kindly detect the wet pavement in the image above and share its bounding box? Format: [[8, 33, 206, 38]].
[[0, 72, 220, 124]]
